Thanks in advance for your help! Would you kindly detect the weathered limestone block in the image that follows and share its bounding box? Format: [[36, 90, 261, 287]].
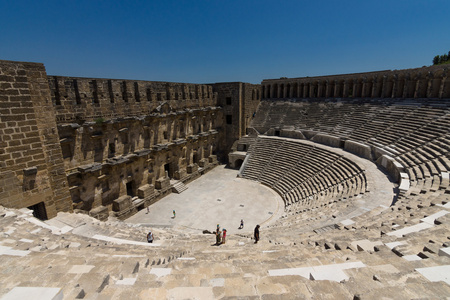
[[89, 205, 108, 221], [280, 129, 306, 140], [155, 177, 170, 189], [372, 147, 389, 160], [113, 195, 132, 212], [77, 163, 102, 174], [302, 130, 319, 140], [376, 155, 403, 182], [137, 184, 155, 199], [198, 159, 208, 168], [399, 172, 410, 192], [237, 143, 247, 151], [440, 172, 449, 190], [312, 133, 341, 148], [228, 152, 246, 169], [344, 140, 372, 160], [208, 155, 218, 163], [187, 164, 199, 174], [174, 169, 187, 180]]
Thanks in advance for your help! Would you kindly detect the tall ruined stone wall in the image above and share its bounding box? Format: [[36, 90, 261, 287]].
[[211, 82, 261, 160], [60, 107, 222, 217], [0, 61, 227, 220], [242, 83, 261, 135], [47, 76, 223, 219], [48, 76, 216, 123], [262, 65, 450, 99], [0, 60, 72, 219]]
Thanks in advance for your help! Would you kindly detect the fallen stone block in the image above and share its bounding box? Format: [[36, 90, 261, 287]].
[[0, 287, 63, 300]]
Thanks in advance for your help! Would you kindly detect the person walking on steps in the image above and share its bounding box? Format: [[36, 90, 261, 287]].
[[254, 225, 260, 244], [147, 230, 154, 243]]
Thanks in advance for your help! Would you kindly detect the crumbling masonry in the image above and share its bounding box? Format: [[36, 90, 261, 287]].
[[0, 60, 260, 220]]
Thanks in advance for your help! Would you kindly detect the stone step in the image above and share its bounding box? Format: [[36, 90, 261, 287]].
[[172, 182, 188, 194]]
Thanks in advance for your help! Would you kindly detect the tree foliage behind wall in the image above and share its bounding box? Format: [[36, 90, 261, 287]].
[[433, 51, 450, 65]]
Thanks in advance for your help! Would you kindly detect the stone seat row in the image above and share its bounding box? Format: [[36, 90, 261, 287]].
[[253, 101, 448, 153], [382, 127, 449, 158], [269, 168, 447, 246], [255, 100, 441, 136], [287, 173, 365, 204], [3, 200, 450, 299], [251, 100, 449, 209], [280, 197, 450, 273], [241, 137, 367, 210]]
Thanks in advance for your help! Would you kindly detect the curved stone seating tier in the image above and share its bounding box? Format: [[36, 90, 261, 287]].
[[240, 136, 368, 212], [253, 99, 449, 144], [250, 99, 450, 197]]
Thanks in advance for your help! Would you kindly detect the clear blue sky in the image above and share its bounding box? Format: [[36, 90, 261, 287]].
[[1, 1, 449, 84]]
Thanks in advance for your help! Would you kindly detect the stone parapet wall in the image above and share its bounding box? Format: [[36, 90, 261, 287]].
[[48, 76, 217, 123], [0, 60, 72, 219], [262, 65, 450, 99]]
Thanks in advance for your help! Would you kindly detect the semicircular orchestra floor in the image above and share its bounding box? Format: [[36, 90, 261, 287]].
[[125, 165, 284, 235]]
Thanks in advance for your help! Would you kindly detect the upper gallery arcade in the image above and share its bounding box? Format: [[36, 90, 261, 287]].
[[262, 65, 450, 100]]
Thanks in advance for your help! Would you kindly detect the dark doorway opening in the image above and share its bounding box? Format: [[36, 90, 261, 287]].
[[164, 163, 171, 178], [164, 162, 177, 178], [108, 143, 116, 158], [275, 130, 280, 136], [126, 181, 134, 197], [193, 152, 199, 164], [235, 159, 244, 169], [28, 202, 48, 220]]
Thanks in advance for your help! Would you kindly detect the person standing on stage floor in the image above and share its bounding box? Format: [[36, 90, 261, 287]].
[[239, 219, 244, 229], [254, 225, 260, 243], [173, 210, 176, 218], [222, 229, 227, 244], [216, 228, 221, 245]]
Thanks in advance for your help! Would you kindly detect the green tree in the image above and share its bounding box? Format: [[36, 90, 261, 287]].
[[432, 51, 450, 65], [433, 55, 440, 65]]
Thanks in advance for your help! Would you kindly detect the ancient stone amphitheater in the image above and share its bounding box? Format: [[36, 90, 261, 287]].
[[1, 60, 450, 299]]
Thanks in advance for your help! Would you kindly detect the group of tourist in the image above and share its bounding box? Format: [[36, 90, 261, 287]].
[[145, 214, 261, 245], [215, 224, 227, 245], [214, 222, 260, 245]]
